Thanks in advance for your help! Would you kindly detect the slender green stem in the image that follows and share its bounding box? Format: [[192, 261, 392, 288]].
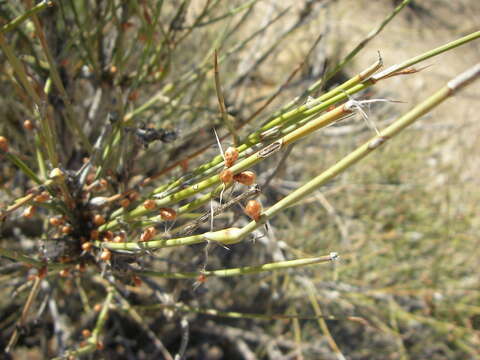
[[371, 31, 480, 82], [188, 0, 259, 28], [0, 247, 71, 270], [0, 33, 58, 166], [138, 255, 335, 278], [101, 63, 479, 248], [215, 49, 238, 145], [34, 133, 47, 180], [5, 153, 42, 185], [236, 63, 480, 239], [100, 94, 355, 231], [0, 1, 53, 34], [101, 32, 480, 234], [305, 280, 346, 360], [148, 28, 480, 200], [138, 302, 360, 322], [28, 0, 93, 153], [326, 0, 413, 81], [5, 276, 42, 353], [56, 289, 114, 359], [96, 228, 232, 251], [92, 289, 113, 340], [140, 57, 381, 202]]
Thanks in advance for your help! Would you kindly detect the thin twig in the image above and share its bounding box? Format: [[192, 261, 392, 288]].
[[6, 276, 42, 353]]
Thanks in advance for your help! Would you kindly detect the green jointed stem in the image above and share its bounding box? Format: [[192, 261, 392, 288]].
[[101, 31, 480, 233], [97, 233, 207, 251], [105, 82, 367, 228], [371, 31, 480, 82], [100, 63, 479, 250], [236, 63, 480, 239], [150, 58, 381, 197], [263, 0, 411, 118], [152, 28, 480, 198], [100, 102, 350, 231], [138, 255, 334, 279], [158, 27, 480, 190]]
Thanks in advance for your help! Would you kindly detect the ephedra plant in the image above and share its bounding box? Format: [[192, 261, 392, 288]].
[[0, 1, 479, 358]]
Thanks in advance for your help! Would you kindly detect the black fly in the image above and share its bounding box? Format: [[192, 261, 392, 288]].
[[126, 123, 177, 149]]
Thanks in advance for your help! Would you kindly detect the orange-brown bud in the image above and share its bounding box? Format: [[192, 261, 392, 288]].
[[93, 214, 106, 226], [245, 200, 262, 221], [82, 242, 93, 252], [61, 225, 73, 234], [119, 198, 130, 208], [140, 226, 156, 242], [224, 147, 239, 168], [100, 249, 111, 262], [233, 171, 256, 186], [23, 119, 35, 131], [219, 169, 233, 184], [159, 208, 176, 221], [34, 191, 50, 203], [0, 136, 8, 152], [23, 205, 36, 218], [103, 231, 113, 241], [143, 199, 156, 210], [59, 269, 70, 277], [128, 191, 140, 201], [132, 275, 142, 287], [49, 216, 64, 227], [38, 266, 48, 279]]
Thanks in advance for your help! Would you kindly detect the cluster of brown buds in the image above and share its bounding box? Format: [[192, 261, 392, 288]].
[[219, 147, 256, 187], [217, 146, 263, 221]]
